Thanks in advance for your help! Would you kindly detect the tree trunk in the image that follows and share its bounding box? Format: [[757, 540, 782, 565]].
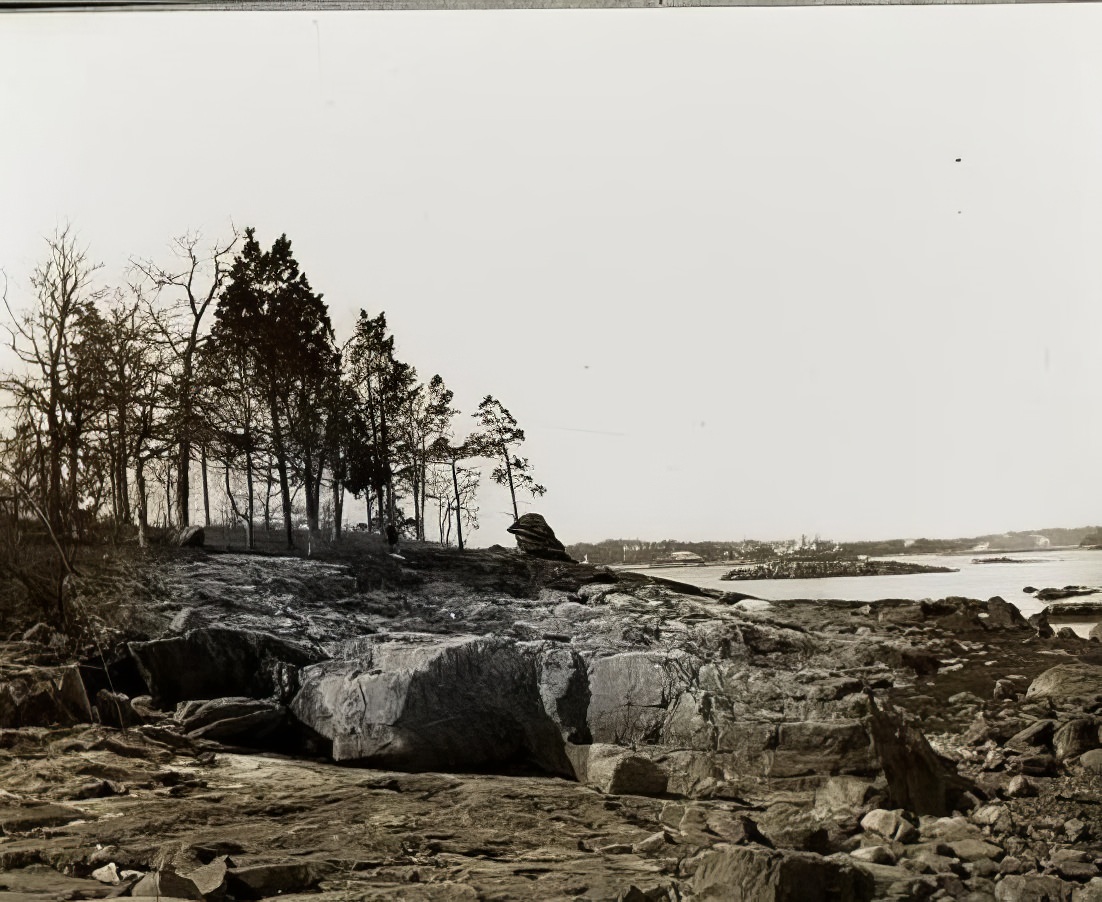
[[304, 451, 319, 536], [200, 444, 211, 528], [135, 460, 148, 549], [245, 448, 255, 551], [331, 476, 343, 543], [165, 466, 174, 530], [264, 461, 273, 532], [504, 452, 518, 521], [269, 394, 294, 550], [176, 355, 194, 527], [450, 457, 464, 551], [177, 436, 191, 527]]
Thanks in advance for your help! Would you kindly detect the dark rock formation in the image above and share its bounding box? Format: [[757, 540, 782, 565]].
[[507, 513, 575, 562], [128, 627, 324, 706], [0, 660, 92, 729], [176, 696, 287, 743], [171, 526, 205, 548]]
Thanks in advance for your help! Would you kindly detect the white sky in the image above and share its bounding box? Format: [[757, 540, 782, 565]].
[[2, 6, 1101, 547]]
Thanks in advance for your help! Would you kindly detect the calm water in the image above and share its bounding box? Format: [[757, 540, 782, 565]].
[[625, 548, 1102, 632]]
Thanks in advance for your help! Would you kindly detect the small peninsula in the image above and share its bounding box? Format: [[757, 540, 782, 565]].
[[720, 558, 958, 581]]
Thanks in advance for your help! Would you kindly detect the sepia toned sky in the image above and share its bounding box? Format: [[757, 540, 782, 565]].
[[2, 5, 1101, 547]]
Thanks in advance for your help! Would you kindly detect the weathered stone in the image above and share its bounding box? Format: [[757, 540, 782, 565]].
[[587, 651, 677, 746], [690, 843, 875, 901], [224, 860, 336, 899], [860, 809, 913, 842], [130, 867, 204, 899], [995, 873, 1075, 901], [1073, 879, 1102, 901], [172, 525, 205, 548], [184, 856, 230, 897], [850, 845, 896, 865], [1005, 775, 1037, 798], [632, 831, 671, 855], [1053, 719, 1101, 760], [567, 743, 668, 796], [947, 838, 1003, 862]]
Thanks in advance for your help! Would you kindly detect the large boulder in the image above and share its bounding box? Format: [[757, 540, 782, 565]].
[[128, 628, 324, 706], [290, 635, 584, 774], [1026, 664, 1102, 710], [171, 525, 205, 548], [690, 844, 875, 901], [0, 664, 92, 728], [507, 513, 574, 562]]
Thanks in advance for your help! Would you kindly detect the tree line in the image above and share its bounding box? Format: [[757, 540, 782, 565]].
[[0, 226, 546, 615]]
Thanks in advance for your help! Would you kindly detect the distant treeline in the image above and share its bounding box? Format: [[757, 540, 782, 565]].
[[567, 526, 1102, 566]]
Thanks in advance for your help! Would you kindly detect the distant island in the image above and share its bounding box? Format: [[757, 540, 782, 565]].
[[719, 559, 957, 581]]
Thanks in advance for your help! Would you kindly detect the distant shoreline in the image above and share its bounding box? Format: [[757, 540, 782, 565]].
[[611, 545, 1087, 571]]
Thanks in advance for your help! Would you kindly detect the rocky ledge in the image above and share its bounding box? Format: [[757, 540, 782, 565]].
[[2, 545, 1102, 900]]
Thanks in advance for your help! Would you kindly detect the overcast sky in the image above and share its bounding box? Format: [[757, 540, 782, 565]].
[[2, 6, 1101, 547]]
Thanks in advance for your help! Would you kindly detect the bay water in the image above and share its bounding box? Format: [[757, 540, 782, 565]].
[[626, 548, 1102, 634]]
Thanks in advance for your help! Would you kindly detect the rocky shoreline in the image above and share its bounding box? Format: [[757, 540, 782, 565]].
[[2, 545, 1102, 900], [720, 559, 957, 581]]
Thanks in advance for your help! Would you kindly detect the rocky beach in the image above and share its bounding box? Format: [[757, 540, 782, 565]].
[[3, 539, 1102, 901]]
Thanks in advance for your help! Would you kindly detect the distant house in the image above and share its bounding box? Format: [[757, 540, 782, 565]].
[[668, 551, 705, 563]]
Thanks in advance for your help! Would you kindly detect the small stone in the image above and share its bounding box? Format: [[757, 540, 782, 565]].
[[130, 867, 203, 899], [851, 844, 896, 865], [861, 808, 906, 839], [1005, 775, 1037, 799], [632, 832, 671, 855], [1080, 749, 1102, 774], [91, 863, 120, 885], [948, 839, 1003, 863], [1006, 720, 1055, 751], [999, 857, 1023, 875], [1066, 819, 1090, 843], [1055, 860, 1099, 882]]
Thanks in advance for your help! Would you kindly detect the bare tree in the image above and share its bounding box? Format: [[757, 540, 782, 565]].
[[1, 227, 107, 535], [472, 395, 545, 522], [132, 228, 240, 529]]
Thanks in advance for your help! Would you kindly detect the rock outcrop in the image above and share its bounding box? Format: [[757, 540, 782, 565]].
[[5, 546, 1102, 901], [128, 627, 323, 706], [507, 513, 575, 562]]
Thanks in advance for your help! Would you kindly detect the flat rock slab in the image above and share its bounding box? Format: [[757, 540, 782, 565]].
[[0, 804, 86, 834], [0, 867, 114, 900]]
